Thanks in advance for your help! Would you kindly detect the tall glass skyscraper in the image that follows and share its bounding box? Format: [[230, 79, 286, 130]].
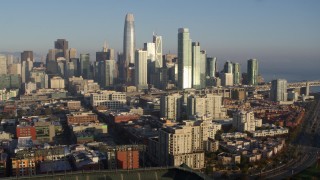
[[178, 28, 192, 89], [206, 57, 217, 78], [233, 63, 241, 85], [123, 13, 135, 66], [247, 59, 258, 85], [80, 53, 91, 79], [224, 61, 233, 73], [192, 42, 201, 89], [153, 34, 163, 68]]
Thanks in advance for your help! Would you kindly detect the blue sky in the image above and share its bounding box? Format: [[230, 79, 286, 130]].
[[0, 0, 319, 81]]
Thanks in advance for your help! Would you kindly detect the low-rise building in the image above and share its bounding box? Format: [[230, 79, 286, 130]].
[[67, 101, 81, 110], [217, 152, 241, 165], [90, 91, 126, 109], [67, 112, 98, 125]]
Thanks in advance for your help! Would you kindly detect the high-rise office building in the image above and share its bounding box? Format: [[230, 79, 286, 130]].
[[46, 49, 59, 74], [247, 59, 258, 85], [223, 61, 233, 73], [30, 68, 48, 89], [21, 51, 33, 62], [153, 34, 163, 68], [192, 42, 201, 89], [206, 57, 217, 78], [134, 50, 148, 90], [80, 53, 91, 79], [54, 39, 69, 58], [96, 43, 115, 62], [163, 54, 176, 64], [0, 54, 7, 75], [57, 58, 66, 76], [160, 93, 182, 121], [96, 60, 116, 88], [70, 58, 80, 77], [21, 59, 33, 83], [144, 42, 156, 62], [221, 73, 233, 86], [65, 61, 75, 79], [123, 13, 135, 66], [233, 63, 241, 85], [144, 42, 156, 84], [200, 50, 206, 89], [271, 79, 288, 102], [178, 28, 192, 89], [67, 48, 77, 60]]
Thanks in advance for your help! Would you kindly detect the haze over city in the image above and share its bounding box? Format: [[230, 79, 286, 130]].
[[0, 0, 319, 82], [1, 1, 320, 179]]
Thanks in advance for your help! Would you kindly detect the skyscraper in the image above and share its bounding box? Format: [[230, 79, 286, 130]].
[[123, 13, 135, 66], [153, 34, 163, 68], [200, 50, 206, 89], [223, 61, 233, 73], [96, 43, 115, 62], [21, 51, 33, 62], [247, 59, 258, 85], [67, 48, 77, 60], [96, 60, 116, 88], [144, 42, 156, 84], [22, 59, 33, 83], [54, 39, 68, 59], [233, 63, 241, 85], [80, 53, 91, 79], [206, 57, 217, 78], [271, 79, 288, 102], [134, 50, 148, 90], [178, 28, 192, 89], [192, 42, 201, 89]]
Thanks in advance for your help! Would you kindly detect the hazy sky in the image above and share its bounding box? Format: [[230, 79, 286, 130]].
[[0, 0, 319, 82]]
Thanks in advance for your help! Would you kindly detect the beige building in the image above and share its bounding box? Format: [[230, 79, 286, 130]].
[[50, 76, 65, 89], [187, 94, 227, 120], [232, 110, 261, 132], [221, 73, 233, 86], [158, 120, 221, 169], [68, 76, 100, 94], [90, 91, 126, 109], [160, 93, 182, 121], [67, 101, 81, 110], [218, 152, 241, 165], [7, 63, 21, 75]]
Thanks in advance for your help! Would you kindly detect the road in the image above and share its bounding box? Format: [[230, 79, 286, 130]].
[[252, 93, 320, 179]]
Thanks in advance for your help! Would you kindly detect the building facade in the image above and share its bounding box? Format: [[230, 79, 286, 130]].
[[247, 59, 258, 85], [160, 93, 182, 121], [271, 79, 288, 102], [178, 28, 192, 89], [134, 50, 148, 90]]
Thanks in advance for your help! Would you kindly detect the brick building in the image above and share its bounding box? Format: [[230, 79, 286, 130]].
[[16, 126, 36, 140], [109, 113, 140, 124], [66, 112, 98, 125]]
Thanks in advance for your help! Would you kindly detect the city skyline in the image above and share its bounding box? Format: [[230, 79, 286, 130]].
[[0, 0, 319, 82]]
